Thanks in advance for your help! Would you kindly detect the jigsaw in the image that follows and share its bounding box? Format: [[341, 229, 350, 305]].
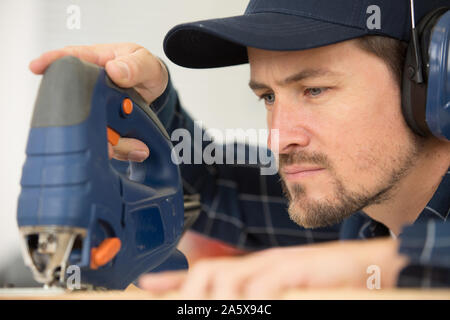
[[17, 56, 199, 290]]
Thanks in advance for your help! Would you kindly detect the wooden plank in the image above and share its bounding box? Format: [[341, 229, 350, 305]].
[[1, 285, 450, 300]]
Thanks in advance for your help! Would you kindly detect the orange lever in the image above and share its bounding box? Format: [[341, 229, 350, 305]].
[[107, 127, 120, 146], [90, 237, 122, 270], [122, 98, 133, 115]]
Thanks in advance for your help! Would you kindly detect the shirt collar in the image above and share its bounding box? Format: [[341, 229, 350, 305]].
[[354, 167, 450, 240], [414, 167, 450, 223]]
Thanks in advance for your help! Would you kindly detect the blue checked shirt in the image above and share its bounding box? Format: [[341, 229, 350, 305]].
[[150, 73, 450, 288]]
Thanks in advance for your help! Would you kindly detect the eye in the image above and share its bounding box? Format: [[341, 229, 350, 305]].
[[305, 87, 327, 97], [259, 93, 275, 105]]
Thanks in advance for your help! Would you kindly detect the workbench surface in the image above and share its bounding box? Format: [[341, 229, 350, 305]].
[[1, 285, 450, 300]]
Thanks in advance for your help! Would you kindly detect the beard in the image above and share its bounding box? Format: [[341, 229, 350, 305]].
[[279, 134, 424, 229]]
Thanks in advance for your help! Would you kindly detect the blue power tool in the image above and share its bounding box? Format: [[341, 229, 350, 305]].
[[17, 56, 199, 290]]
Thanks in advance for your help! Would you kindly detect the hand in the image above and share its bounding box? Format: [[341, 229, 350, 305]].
[[29, 43, 168, 162], [138, 238, 409, 299]]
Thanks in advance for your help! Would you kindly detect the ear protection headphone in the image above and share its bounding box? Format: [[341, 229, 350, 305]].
[[402, 1, 450, 141]]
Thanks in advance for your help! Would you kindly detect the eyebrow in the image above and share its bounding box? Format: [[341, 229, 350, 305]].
[[248, 68, 342, 91]]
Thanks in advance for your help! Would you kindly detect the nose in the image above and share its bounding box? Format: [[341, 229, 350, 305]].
[[267, 99, 311, 155]]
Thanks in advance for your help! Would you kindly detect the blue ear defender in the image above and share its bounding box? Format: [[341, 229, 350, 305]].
[[426, 10, 450, 141], [402, 5, 450, 141]]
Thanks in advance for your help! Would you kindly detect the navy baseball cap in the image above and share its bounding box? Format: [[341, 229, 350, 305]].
[[163, 0, 449, 68]]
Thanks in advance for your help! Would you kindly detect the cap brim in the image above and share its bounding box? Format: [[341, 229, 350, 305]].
[[163, 12, 367, 69]]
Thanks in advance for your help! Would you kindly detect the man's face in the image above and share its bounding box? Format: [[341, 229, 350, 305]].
[[248, 40, 422, 228]]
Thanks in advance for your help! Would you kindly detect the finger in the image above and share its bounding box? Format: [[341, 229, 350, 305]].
[[29, 43, 139, 75], [111, 137, 149, 162], [243, 261, 309, 299], [208, 249, 295, 299], [178, 260, 221, 299], [29, 46, 104, 74], [108, 142, 114, 160], [208, 259, 263, 300], [138, 271, 187, 294], [243, 271, 285, 299], [208, 271, 247, 300], [105, 48, 168, 103]]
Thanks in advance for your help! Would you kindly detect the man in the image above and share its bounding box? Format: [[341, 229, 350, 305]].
[[29, 0, 449, 298]]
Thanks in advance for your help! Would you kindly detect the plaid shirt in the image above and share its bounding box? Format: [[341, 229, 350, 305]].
[[150, 74, 450, 288]]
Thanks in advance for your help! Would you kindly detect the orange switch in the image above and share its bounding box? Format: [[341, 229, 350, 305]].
[[107, 127, 120, 146], [90, 237, 122, 270], [122, 98, 133, 115]]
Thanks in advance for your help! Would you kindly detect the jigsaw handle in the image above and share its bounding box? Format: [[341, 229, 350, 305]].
[[102, 72, 180, 190], [30, 55, 180, 191]]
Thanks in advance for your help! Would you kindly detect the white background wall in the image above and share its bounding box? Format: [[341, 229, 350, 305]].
[[0, 0, 266, 268]]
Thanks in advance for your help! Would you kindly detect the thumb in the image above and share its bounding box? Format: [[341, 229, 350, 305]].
[[105, 48, 168, 104], [107, 60, 131, 83]]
